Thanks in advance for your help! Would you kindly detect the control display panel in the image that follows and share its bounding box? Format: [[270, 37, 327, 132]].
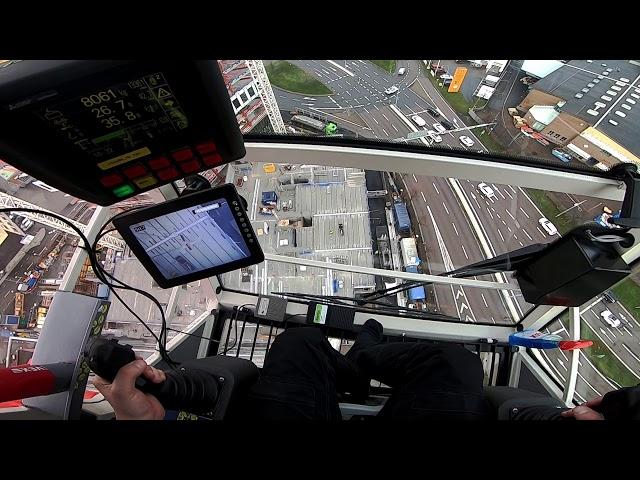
[[114, 184, 263, 288], [0, 61, 245, 205], [38, 72, 190, 167]]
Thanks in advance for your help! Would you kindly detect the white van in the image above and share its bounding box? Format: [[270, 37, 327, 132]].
[[398, 67, 406, 75]]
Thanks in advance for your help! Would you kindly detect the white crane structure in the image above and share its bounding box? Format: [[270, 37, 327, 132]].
[[245, 60, 286, 134], [0, 192, 126, 251]]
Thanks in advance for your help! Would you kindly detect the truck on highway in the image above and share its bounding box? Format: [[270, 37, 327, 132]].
[[404, 265, 427, 310], [405, 265, 427, 305], [400, 237, 420, 268], [393, 202, 411, 235], [291, 114, 338, 135]]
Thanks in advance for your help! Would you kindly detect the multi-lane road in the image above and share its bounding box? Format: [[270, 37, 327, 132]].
[[272, 59, 640, 399]]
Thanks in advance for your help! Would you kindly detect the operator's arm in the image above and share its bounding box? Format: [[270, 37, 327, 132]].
[[93, 359, 166, 420]]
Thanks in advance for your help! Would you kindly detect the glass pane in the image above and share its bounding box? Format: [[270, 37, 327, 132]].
[[0, 161, 94, 364], [227, 60, 639, 172], [218, 158, 618, 325]]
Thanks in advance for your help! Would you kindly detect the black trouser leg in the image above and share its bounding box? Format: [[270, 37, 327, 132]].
[[353, 342, 489, 420], [243, 327, 343, 421]]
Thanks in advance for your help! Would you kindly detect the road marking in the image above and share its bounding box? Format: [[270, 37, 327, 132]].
[[509, 185, 517, 194], [382, 128, 388, 136], [622, 344, 640, 364], [363, 107, 370, 114], [519, 207, 530, 219], [421, 192, 427, 203], [495, 212, 501, 219], [432, 182, 439, 194], [391, 124, 398, 132], [491, 316, 496, 324], [537, 226, 545, 237], [481, 293, 488, 307], [413, 174, 418, 183], [497, 229, 504, 242], [507, 226, 512, 233], [492, 184, 506, 200], [505, 209, 516, 221], [519, 241, 524, 247], [599, 327, 614, 343], [451, 222, 459, 236], [461, 244, 468, 259], [522, 230, 533, 241], [504, 188, 514, 200], [624, 325, 634, 337], [486, 207, 494, 220], [501, 219, 507, 226], [557, 358, 568, 371], [381, 113, 389, 121], [372, 117, 379, 125], [442, 202, 450, 214], [327, 60, 354, 77]]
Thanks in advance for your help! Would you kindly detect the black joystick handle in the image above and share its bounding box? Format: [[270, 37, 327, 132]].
[[88, 338, 220, 414]]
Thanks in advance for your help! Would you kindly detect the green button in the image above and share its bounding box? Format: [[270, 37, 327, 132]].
[[112, 184, 135, 198]]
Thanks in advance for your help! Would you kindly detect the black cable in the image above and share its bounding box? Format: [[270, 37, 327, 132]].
[[222, 304, 253, 355], [0, 206, 177, 367], [88, 206, 177, 367], [166, 327, 220, 344], [270, 290, 459, 321]]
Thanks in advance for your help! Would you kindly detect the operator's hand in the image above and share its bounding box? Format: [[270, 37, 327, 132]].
[[560, 395, 605, 420], [93, 358, 166, 420]]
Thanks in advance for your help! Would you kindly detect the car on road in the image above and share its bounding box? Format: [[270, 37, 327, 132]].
[[411, 115, 427, 127], [551, 148, 572, 163], [440, 119, 454, 130], [432, 123, 446, 134], [459, 135, 474, 147], [601, 310, 621, 328], [602, 290, 617, 303], [538, 217, 558, 235], [398, 68, 406, 75], [477, 183, 495, 198], [427, 130, 442, 143], [384, 85, 399, 95], [426, 106, 440, 118]]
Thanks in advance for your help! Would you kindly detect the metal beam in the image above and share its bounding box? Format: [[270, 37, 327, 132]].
[[246, 60, 286, 134], [243, 142, 625, 201], [0, 192, 125, 251], [263, 252, 519, 291], [563, 307, 580, 405]]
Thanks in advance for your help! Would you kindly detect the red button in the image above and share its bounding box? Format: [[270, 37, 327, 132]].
[[100, 173, 124, 188], [123, 165, 147, 179], [180, 159, 201, 174], [196, 141, 217, 154], [202, 153, 223, 166], [156, 167, 180, 181], [148, 156, 170, 170], [172, 148, 193, 162]]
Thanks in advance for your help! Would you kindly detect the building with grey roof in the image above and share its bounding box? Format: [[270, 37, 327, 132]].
[[519, 60, 640, 168]]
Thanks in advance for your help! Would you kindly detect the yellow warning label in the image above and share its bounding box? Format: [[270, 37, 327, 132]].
[[98, 147, 151, 171]]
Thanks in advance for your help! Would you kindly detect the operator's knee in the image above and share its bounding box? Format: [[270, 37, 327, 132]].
[[270, 327, 325, 350], [266, 327, 330, 364], [407, 343, 484, 392]]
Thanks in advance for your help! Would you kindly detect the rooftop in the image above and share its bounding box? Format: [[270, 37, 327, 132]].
[[532, 60, 640, 156]]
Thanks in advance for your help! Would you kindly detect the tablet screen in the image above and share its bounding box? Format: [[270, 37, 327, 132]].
[[128, 198, 251, 280]]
